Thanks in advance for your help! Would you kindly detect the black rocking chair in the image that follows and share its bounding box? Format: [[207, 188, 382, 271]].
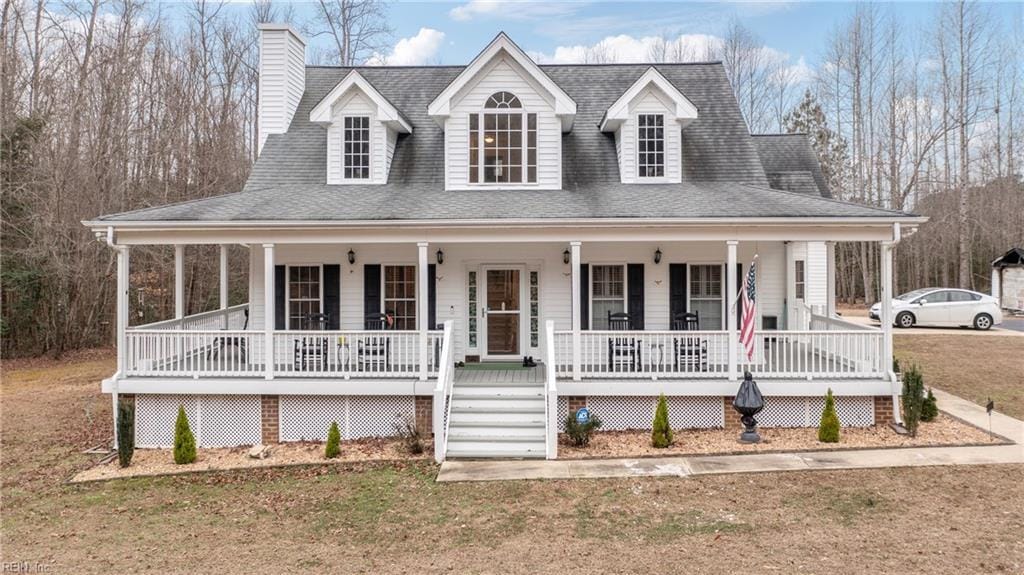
[[671, 312, 707, 372], [293, 313, 331, 371], [358, 313, 391, 372], [606, 311, 640, 372]]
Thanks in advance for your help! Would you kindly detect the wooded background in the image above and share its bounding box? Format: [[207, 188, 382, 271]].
[[2, 0, 1022, 357]]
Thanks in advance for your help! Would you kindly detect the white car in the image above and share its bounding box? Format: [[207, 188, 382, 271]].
[[869, 288, 1003, 330]]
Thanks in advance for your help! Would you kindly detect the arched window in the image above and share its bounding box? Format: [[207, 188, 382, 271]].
[[485, 91, 522, 109], [470, 92, 537, 184]]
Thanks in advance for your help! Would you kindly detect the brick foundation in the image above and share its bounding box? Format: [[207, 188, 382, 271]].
[[874, 395, 895, 425], [566, 396, 587, 415], [415, 396, 433, 435], [261, 395, 279, 444], [723, 397, 741, 430]]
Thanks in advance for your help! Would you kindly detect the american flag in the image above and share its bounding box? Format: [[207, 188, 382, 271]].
[[739, 258, 758, 361]]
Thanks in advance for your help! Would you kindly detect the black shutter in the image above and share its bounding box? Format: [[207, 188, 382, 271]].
[[364, 264, 381, 324], [736, 263, 743, 330], [274, 265, 286, 330], [579, 263, 590, 330], [669, 263, 687, 324], [324, 264, 340, 329], [428, 264, 437, 330], [627, 263, 645, 330]]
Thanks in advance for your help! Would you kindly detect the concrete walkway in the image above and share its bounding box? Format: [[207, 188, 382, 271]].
[[437, 389, 1024, 483]]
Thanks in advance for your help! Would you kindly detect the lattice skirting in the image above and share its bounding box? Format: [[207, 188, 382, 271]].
[[135, 394, 261, 448], [759, 395, 875, 427], [556, 395, 875, 431], [557, 396, 725, 431], [278, 395, 416, 442]]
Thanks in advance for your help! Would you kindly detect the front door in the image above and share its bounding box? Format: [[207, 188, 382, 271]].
[[482, 267, 522, 358]]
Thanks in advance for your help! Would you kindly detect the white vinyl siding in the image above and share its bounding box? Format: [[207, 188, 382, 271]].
[[445, 55, 561, 190], [615, 88, 682, 184], [257, 28, 305, 154]]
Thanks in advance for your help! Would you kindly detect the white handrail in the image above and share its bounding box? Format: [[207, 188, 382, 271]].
[[433, 320, 455, 463], [809, 312, 878, 332], [130, 303, 249, 331], [544, 320, 558, 459]]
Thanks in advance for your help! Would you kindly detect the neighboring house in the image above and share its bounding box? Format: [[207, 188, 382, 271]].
[[992, 248, 1024, 312], [84, 28, 925, 460]]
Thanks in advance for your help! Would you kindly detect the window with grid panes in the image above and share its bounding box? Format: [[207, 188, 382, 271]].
[[384, 265, 416, 330], [469, 92, 537, 184], [288, 266, 321, 330], [637, 114, 665, 178], [343, 116, 370, 179]]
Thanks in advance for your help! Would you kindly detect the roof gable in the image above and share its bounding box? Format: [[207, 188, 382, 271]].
[[427, 33, 576, 130], [600, 66, 698, 132], [309, 70, 412, 133]]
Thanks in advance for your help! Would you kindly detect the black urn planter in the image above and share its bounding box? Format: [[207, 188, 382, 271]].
[[732, 371, 765, 443]]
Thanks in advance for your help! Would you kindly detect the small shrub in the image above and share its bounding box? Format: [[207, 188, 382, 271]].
[[818, 388, 840, 443], [921, 388, 939, 422], [325, 421, 341, 459], [394, 414, 424, 455], [173, 405, 196, 464], [901, 364, 925, 437], [893, 356, 901, 374], [563, 409, 603, 447], [651, 394, 673, 448], [117, 400, 135, 468]]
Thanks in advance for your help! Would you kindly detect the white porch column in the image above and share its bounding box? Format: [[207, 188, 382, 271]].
[[113, 245, 129, 449], [784, 241, 796, 329], [991, 267, 1001, 304], [219, 245, 229, 327], [826, 241, 837, 317], [174, 245, 185, 321], [726, 241, 738, 382], [881, 240, 898, 421], [570, 241, 582, 381], [263, 244, 275, 380], [418, 242, 429, 381]]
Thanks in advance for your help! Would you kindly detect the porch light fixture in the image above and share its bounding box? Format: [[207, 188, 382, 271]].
[[348, 249, 356, 265], [654, 248, 662, 264], [563, 249, 571, 265], [436, 248, 444, 265]]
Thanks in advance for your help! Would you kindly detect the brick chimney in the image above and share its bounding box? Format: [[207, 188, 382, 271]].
[[257, 23, 306, 155]]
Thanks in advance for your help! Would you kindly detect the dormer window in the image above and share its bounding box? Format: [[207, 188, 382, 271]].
[[343, 116, 371, 180], [637, 114, 665, 178], [469, 92, 537, 184]]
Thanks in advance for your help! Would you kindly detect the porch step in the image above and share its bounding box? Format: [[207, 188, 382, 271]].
[[456, 380, 543, 388], [450, 402, 545, 414], [445, 441, 546, 459], [452, 389, 543, 400], [447, 432, 546, 443], [443, 377, 548, 460]]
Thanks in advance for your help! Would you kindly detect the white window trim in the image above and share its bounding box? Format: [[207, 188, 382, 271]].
[[285, 264, 324, 330], [635, 112, 667, 183], [341, 114, 372, 183], [589, 262, 628, 329], [381, 263, 418, 331], [686, 262, 726, 330], [468, 107, 538, 186]]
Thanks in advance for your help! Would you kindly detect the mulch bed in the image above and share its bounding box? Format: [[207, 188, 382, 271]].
[[558, 414, 999, 459], [72, 437, 432, 483]]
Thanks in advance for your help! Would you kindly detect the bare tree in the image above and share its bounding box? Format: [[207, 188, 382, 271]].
[[308, 0, 390, 66]]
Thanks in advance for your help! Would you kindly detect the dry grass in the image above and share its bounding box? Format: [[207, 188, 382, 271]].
[[896, 334, 1024, 420], [2, 344, 1023, 574]]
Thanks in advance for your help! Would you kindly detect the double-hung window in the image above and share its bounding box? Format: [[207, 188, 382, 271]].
[[343, 116, 370, 180], [469, 92, 537, 184], [689, 264, 722, 329], [794, 260, 806, 300], [384, 265, 416, 330], [591, 264, 625, 330], [637, 113, 665, 178], [288, 265, 322, 330]]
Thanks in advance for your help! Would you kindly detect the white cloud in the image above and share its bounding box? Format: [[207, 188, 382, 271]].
[[366, 28, 446, 65], [450, 0, 581, 22], [531, 33, 722, 64]]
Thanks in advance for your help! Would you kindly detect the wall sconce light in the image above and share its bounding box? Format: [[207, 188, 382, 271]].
[[348, 249, 356, 265], [436, 249, 444, 265], [563, 249, 571, 265], [654, 248, 662, 265]]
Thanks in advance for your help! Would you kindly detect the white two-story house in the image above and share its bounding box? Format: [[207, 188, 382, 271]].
[[84, 27, 925, 460]]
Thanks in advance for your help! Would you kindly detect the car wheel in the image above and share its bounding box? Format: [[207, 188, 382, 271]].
[[973, 313, 993, 330], [896, 311, 915, 328]]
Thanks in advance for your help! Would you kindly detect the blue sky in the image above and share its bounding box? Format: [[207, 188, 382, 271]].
[[238, 1, 1020, 70]]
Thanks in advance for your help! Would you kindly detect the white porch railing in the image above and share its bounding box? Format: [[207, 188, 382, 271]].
[[271, 330, 442, 378], [131, 304, 249, 331], [125, 329, 264, 377], [432, 320, 455, 463], [552, 328, 885, 380], [809, 312, 876, 332]]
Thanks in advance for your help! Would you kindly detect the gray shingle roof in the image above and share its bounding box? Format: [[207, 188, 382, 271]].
[[752, 134, 831, 198], [95, 63, 910, 223]]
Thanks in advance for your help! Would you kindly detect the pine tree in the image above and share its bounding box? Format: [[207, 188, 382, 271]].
[[818, 389, 841, 443], [901, 365, 926, 437], [325, 421, 341, 459], [651, 394, 673, 448], [921, 388, 939, 422], [117, 400, 135, 468], [173, 405, 196, 464], [784, 90, 851, 199]]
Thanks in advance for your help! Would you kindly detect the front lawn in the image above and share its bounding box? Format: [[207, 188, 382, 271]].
[[2, 344, 1022, 574]]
